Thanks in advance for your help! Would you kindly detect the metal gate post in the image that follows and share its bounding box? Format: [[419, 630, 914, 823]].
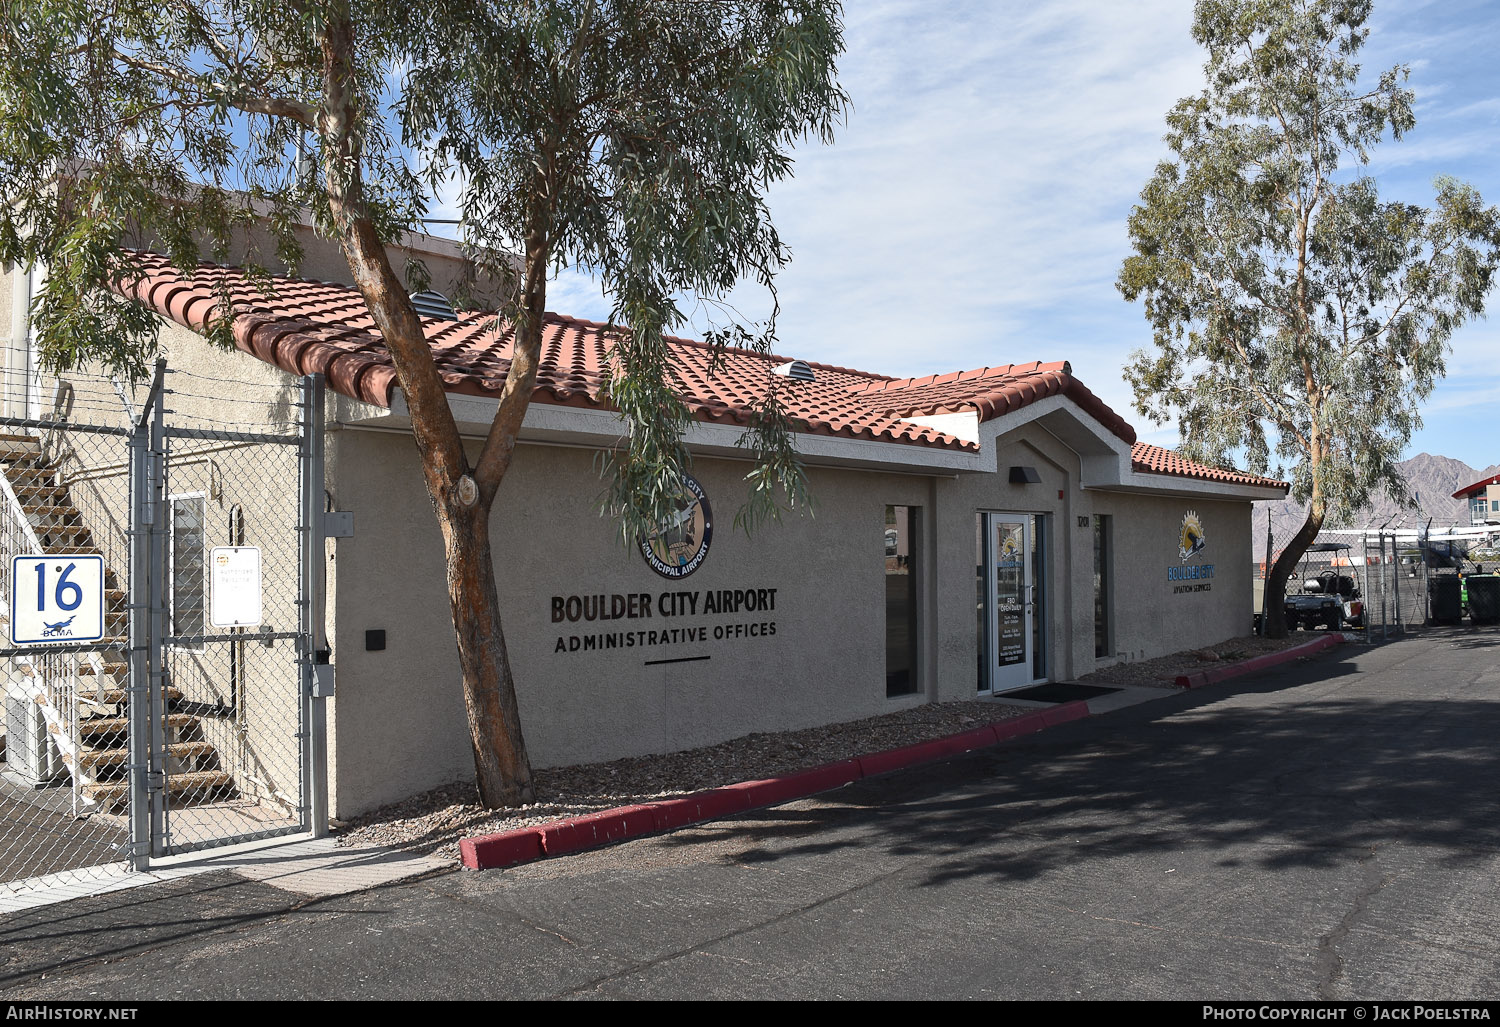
[[126, 360, 166, 869], [1362, 533, 1374, 635], [1386, 533, 1398, 629], [126, 408, 150, 869], [1380, 534, 1389, 640], [147, 367, 169, 855], [298, 373, 329, 838]]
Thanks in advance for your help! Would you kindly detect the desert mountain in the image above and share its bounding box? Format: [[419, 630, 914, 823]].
[[1251, 453, 1500, 544]]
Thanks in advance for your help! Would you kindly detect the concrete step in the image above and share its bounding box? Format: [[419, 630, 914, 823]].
[[77, 662, 127, 678], [0, 440, 43, 461], [83, 770, 235, 808], [22, 504, 81, 520], [77, 712, 198, 740], [6, 467, 56, 487], [76, 740, 217, 771], [75, 686, 183, 705], [34, 525, 94, 544], [13, 484, 67, 502]]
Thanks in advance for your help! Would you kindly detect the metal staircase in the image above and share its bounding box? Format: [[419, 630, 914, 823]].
[[0, 432, 234, 811]]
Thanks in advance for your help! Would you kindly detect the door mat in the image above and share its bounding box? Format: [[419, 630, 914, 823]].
[[1002, 682, 1121, 703]]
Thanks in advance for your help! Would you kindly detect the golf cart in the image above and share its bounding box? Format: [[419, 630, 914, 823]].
[[1283, 542, 1364, 631]]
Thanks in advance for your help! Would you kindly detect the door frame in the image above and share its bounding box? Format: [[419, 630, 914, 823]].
[[978, 511, 1048, 694]]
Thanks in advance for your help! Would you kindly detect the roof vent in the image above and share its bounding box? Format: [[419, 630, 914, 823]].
[[771, 359, 815, 382], [409, 290, 459, 321]]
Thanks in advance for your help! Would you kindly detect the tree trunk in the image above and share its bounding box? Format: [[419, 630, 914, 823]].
[[1262, 502, 1326, 638], [438, 495, 534, 806], [317, 7, 536, 808]]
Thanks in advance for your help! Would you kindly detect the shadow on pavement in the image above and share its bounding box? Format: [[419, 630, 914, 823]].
[[662, 644, 1500, 889]]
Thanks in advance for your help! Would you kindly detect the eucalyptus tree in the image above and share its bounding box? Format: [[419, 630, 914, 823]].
[[1118, 0, 1500, 636], [0, 0, 847, 805]]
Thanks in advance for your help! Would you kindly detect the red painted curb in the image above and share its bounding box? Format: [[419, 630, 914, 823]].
[[459, 827, 543, 869], [1174, 634, 1347, 689], [948, 724, 1004, 750], [460, 703, 1095, 870], [729, 760, 864, 809], [1041, 701, 1091, 727], [646, 796, 703, 833]]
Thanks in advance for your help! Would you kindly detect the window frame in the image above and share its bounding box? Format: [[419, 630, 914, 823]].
[[168, 490, 208, 654]]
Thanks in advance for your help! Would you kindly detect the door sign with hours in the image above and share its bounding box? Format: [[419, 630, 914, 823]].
[[10, 554, 105, 645], [210, 546, 263, 628]]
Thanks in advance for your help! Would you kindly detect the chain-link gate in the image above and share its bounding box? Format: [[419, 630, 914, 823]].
[[1252, 513, 1500, 640], [1, 362, 327, 902]]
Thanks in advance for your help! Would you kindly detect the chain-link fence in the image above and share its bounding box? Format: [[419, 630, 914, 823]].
[[1, 363, 323, 903], [1251, 518, 1500, 641], [1, 372, 138, 901]]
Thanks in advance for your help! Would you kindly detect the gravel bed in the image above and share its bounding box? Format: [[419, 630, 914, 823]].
[[336, 699, 1032, 860], [1074, 632, 1335, 689]]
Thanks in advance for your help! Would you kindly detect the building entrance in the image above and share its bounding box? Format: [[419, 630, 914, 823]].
[[978, 512, 1046, 693]]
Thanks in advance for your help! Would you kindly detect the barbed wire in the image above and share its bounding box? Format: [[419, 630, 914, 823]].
[[165, 368, 310, 392]]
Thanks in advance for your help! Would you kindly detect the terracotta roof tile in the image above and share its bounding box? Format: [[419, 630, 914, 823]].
[[849, 359, 1137, 443], [117, 251, 970, 452], [114, 251, 1280, 489], [1131, 442, 1288, 490]]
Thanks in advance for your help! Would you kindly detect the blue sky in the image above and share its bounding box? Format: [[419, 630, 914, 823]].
[[442, 0, 1500, 471]]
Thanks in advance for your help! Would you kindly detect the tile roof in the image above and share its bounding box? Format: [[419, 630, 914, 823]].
[[114, 250, 1282, 489], [1131, 443, 1289, 490], [117, 251, 967, 451], [850, 361, 1137, 443]]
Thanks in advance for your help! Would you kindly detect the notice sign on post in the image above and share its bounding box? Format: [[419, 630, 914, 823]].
[[10, 555, 105, 645], [210, 547, 262, 628]]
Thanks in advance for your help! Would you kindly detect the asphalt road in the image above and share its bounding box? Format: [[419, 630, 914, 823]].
[[2, 628, 1498, 1001]]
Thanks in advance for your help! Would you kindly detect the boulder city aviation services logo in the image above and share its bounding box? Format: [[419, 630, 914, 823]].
[[639, 474, 713, 579], [1178, 510, 1207, 560]]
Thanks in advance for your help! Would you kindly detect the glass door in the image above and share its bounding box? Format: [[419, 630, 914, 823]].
[[980, 513, 1039, 693]]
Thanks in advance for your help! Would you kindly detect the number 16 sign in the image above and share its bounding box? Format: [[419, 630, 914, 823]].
[[10, 555, 105, 645]]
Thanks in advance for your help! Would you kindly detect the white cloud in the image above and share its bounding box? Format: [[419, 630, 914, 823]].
[[412, 1, 1500, 469]]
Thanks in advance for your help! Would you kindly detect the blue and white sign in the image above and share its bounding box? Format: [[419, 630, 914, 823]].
[[10, 555, 105, 645]]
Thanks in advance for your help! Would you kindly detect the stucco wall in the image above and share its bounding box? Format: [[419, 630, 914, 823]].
[[327, 418, 1260, 817], [925, 420, 1255, 695], [328, 430, 935, 815], [1090, 491, 1252, 663]]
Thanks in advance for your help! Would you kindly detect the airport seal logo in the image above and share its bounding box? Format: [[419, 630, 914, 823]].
[[1179, 510, 1207, 561], [639, 474, 713, 579]]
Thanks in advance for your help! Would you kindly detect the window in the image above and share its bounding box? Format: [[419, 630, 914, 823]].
[[1093, 514, 1113, 658], [885, 505, 920, 697], [171, 494, 206, 647]]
